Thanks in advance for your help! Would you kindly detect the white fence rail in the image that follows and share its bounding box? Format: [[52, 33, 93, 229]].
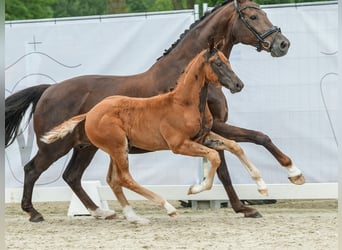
[[5, 183, 338, 203]]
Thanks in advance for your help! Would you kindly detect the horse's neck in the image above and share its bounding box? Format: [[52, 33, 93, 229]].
[[172, 56, 208, 105], [148, 3, 236, 90]]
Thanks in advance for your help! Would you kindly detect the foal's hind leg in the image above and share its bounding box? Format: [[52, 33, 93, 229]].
[[105, 138, 178, 222], [204, 132, 268, 195], [62, 146, 116, 220], [106, 158, 149, 224]]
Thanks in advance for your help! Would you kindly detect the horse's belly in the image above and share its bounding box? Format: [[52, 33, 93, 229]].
[[128, 131, 169, 152]]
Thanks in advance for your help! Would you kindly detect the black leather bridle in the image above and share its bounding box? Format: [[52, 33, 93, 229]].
[[234, 0, 281, 51]]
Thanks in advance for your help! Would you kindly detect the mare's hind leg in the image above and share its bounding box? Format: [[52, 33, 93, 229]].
[[22, 148, 69, 222], [106, 158, 149, 224], [204, 132, 268, 195], [62, 145, 116, 219], [212, 122, 305, 184]]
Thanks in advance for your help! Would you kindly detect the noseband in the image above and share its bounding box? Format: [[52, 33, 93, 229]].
[[234, 0, 281, 52]]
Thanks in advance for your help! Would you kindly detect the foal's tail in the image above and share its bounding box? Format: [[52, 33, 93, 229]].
[[5, 84, 51, 147], [40, 114, 86, 144]]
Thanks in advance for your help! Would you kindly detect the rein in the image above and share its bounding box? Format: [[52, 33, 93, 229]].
[[234, 0, 281, 51]]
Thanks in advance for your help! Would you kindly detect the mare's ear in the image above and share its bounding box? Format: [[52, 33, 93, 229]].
[[208, 36, 215, 53]]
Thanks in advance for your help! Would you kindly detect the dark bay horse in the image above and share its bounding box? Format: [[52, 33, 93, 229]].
[[5, 0, 304, 222], [41, 44, 267, 223]]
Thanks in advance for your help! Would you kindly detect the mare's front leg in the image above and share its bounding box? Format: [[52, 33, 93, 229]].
[[216, 150, 262, 218], [204, 132, 268, 195], [212, 121, 305, 185]]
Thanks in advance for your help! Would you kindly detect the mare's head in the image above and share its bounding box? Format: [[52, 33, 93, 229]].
[[230, 0, 290, 57], [202, 39, 244, 94]]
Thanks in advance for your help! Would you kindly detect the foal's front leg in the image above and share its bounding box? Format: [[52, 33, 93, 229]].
[[169, 139, 223, 194], [203, 132, 268, 195]]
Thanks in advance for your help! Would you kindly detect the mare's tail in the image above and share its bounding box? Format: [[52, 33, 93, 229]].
[[40, 114, 86, 144], [5, 84, 51, 147]]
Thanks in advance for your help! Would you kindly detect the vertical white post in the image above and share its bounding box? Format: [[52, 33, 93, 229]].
[[203, 3, 209, 14], [194, 4, 199, 21]]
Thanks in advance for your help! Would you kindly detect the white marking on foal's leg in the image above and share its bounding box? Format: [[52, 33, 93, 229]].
[[88, 208, 117, 219], [241, 159, 268, 195], [164, 201, 178, 217], [123, 205, 150, 224], [255, 178, 268, 196], [188, 179, 210, 195]]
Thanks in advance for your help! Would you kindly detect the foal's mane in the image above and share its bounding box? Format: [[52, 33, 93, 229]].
[[157, 0, 234, 61], [169, 48, 215, 93]]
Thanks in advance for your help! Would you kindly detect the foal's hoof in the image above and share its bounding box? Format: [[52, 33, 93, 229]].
[[168, 210, 179, 218], [88, 208, 117, 220], [188, 184, 203, 195], [29, 213, 45, 223], [288, 174, 305, 185], [127, 216, 150, 225], [258, 189, 269, 196]]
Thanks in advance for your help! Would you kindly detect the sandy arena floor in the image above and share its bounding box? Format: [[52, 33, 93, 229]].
[[5, 199, 338, 250]]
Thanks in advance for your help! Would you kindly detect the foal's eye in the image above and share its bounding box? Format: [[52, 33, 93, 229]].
[[216, 62, 222, 67], [250, 15, 257, 20]]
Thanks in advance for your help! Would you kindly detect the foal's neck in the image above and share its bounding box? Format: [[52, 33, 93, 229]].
[[172, 55, 209, 106]]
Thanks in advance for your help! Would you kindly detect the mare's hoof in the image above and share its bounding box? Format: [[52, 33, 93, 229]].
[[245, 211, 263, 218], [29, 214, 45, 222], [288, 174, 305, 185], [239, 206, 263, 218]]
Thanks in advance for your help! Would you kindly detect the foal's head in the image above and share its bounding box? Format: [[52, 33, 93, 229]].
[[202, 41, 244, 94]]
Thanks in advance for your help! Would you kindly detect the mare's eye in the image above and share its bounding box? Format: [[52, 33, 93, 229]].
[[250, 15, 257, 20], [216, 62, 222, 67]]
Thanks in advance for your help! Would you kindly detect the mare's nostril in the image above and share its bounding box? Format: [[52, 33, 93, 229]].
[[280, 40, 289, 50], [236, 82, 244, 90]]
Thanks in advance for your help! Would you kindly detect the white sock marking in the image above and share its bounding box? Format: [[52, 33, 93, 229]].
[[287, 164, 302, 177], [164, 201, 177, 215], [88, 208, 116, 218], [123, 205, 150, 224]]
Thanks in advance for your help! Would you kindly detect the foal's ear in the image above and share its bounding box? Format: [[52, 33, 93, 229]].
[[215, 39, 225, 51], [208, 36, 215, 53]]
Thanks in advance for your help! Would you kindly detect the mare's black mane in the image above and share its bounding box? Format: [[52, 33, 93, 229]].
[[157, 0, 234, 60]]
